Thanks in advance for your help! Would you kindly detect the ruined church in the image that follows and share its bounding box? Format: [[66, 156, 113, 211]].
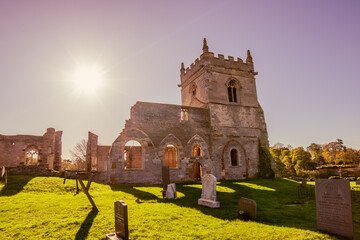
[[89, 38, 274, 184], [0, 39, 275, 183]]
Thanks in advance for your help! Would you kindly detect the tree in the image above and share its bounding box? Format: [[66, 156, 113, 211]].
[[69, 139, 87, 170], [290, 147, 315, 175], [323, 139, 345, 164], [270, 147, 292, 177], [335, 148, 360, 165], [306, 143, 324, 165], [272, 142, 284, 148]]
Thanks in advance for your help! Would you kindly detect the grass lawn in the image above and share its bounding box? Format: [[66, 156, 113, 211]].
[[0, 176, 359, 239]]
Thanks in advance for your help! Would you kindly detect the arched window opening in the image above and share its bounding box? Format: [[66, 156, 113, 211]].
[[124, 140, 142, 169], [227, 80, 237, 103], [193, 145, 203, 157], [164, 144, 177, 168], [25, 145, 39, 165], [231, 148, 238, 166]]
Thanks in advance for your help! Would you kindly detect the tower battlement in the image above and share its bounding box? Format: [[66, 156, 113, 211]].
[[180, 38, 256, 86]]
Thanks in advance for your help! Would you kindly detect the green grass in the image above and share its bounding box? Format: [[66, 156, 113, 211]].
[[0, 176, 359, 240]]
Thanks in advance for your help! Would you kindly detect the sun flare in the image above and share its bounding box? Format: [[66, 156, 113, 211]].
[[72, 64, 104, 94]]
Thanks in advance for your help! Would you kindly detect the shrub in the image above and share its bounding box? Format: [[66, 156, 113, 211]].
[[258, 144, 275, 178]]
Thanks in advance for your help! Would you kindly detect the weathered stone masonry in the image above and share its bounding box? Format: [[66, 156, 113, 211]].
[[100, 39, 275, 184], [0, 128, 62, 170]]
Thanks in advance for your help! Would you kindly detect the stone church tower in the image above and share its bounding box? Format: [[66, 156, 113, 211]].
[[106, 38, 274, 184], [179, 38, 270, 179]]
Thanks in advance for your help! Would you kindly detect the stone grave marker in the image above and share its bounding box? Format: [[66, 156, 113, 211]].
[[161, 166, 170, 198], [238, 197, 257, 221], [106, 200, 130, 240], [315, 179, 353, 239], [198, 174, 220, 208], [166, 183, 178, 199], [162, 166, 170, 191]]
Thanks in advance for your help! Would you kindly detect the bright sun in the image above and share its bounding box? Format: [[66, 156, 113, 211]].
[[72, 64, 104, 94]]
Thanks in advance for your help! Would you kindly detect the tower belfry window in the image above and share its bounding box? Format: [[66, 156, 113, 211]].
[[227, 80, 237, 103], [190, 84, 197, 97]]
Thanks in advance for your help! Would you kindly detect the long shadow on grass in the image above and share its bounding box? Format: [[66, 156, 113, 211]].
[[0, 175, 34, 196], [167, 179, 320, 232], [75, 210, 99, 240], [110, 184, 160, 201], [107, 179, 323, 233]]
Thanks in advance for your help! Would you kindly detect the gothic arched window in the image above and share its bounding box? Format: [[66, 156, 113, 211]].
[[227, 80, 237, 103], [193, 145, 203, 157], [124, 140, 142, 169], [165, 144, 177, 168], [25, 145, 39, 165]]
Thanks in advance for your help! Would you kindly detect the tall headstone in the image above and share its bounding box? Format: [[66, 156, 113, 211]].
[[106, 200, 130, 240], [198, 174, 220, 208], [162, 166, 170, 191], [166, 183, 178, 199], [315, 179, 353, 239], [238, 198, 257, 221]]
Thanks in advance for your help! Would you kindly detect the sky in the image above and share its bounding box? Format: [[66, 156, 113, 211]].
[[0, 0, 359, 159]]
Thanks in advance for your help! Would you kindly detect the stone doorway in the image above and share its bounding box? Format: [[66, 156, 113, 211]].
[[194, 162, 202, 181]]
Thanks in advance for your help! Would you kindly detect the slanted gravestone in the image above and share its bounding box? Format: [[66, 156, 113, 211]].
[[315, 179, 353, 239], [106, 200, 130, 240], [162, 166, 170, 190], [238, 197, 257, 221], [166, 183, 178, 199], [198, 174, 220, 208], [161, 166, 170, 198]]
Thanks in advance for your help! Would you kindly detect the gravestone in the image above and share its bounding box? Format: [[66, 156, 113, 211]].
[[315, 179, 353, 239], [238, 198, 257, 221], [166, 183, 178, 199], [198, 174, 220, 208], [106, 200, 130, 240], [162, 166, 170, 191]]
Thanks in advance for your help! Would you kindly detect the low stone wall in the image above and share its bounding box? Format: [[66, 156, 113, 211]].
[[62, 170, 110, 184], [7, 165, 53, 176]]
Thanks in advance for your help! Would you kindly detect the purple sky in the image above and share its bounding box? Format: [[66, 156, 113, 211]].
[[0, 0, 359, 159]]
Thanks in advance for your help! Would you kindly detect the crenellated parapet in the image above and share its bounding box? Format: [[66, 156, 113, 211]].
[[180, 38, 257, 86]]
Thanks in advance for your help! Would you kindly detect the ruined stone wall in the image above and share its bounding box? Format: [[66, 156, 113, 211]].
[[86, 132, 98, 171], [110, 102, 213, 184], [85, 132, 111, 173], [97, 145, 111, 172], [0, 128, 62, 171]]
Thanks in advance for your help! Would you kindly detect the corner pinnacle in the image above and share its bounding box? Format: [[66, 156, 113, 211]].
[[246, 49, 253, 63], [202, 38, 209, 53], [180, 62, 185, 74]]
